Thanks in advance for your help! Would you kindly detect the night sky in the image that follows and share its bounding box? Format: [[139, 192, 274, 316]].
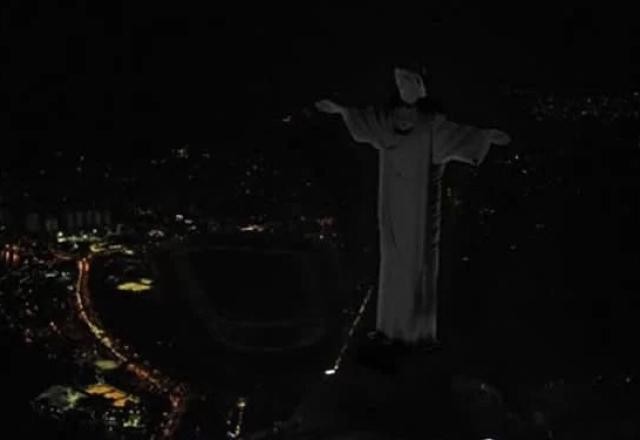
[[2, 3, 639, 155]]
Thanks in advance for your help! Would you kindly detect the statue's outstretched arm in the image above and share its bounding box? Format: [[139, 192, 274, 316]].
[[315, 99, 393, 150], [433, 116, 511, 166]]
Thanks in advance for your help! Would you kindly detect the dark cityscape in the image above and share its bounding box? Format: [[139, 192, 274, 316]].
[[2, 3, 640, 439]]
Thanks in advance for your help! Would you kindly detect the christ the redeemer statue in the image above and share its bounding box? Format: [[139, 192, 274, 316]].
[[316, 68, 511, 348]]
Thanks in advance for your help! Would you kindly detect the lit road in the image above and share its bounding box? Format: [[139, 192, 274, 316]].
[[74, 256, 189, 439]]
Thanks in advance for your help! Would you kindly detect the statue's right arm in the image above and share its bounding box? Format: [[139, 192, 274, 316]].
[[315, 99, 390, 149], [315, 99, 346, 116]]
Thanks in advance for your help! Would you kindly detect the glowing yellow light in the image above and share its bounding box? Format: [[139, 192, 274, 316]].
[[113, 398, 128, 408], [89, 243, 107, 253], [95, 359, 120, 370], [116, 282, 152, 292], [105, 390, 127, 400], [84, 383, 138, 407], [138, 278, 153, 285], [85, 383, 113, 395]]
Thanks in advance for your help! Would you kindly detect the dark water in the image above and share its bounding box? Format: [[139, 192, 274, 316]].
[[188, 248, 309, 321]]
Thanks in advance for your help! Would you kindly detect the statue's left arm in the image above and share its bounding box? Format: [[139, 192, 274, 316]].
[[432, 114, 511, 166]]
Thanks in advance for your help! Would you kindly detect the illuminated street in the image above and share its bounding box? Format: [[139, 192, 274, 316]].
[[74, 256, 189, 439]]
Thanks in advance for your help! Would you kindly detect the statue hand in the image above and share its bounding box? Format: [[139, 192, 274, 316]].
[[315, 99, 344, 115], [489, 129, 511, 146]]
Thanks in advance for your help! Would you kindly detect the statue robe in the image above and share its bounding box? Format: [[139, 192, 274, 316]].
[[341, 107, 495, 342]]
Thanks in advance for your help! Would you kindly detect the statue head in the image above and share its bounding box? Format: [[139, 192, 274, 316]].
[[394, 68, 427, 105], [385, 65, 444, 134]]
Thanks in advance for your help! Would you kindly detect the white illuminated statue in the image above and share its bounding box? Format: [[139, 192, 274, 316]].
[[316, 67, 510, 346]]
